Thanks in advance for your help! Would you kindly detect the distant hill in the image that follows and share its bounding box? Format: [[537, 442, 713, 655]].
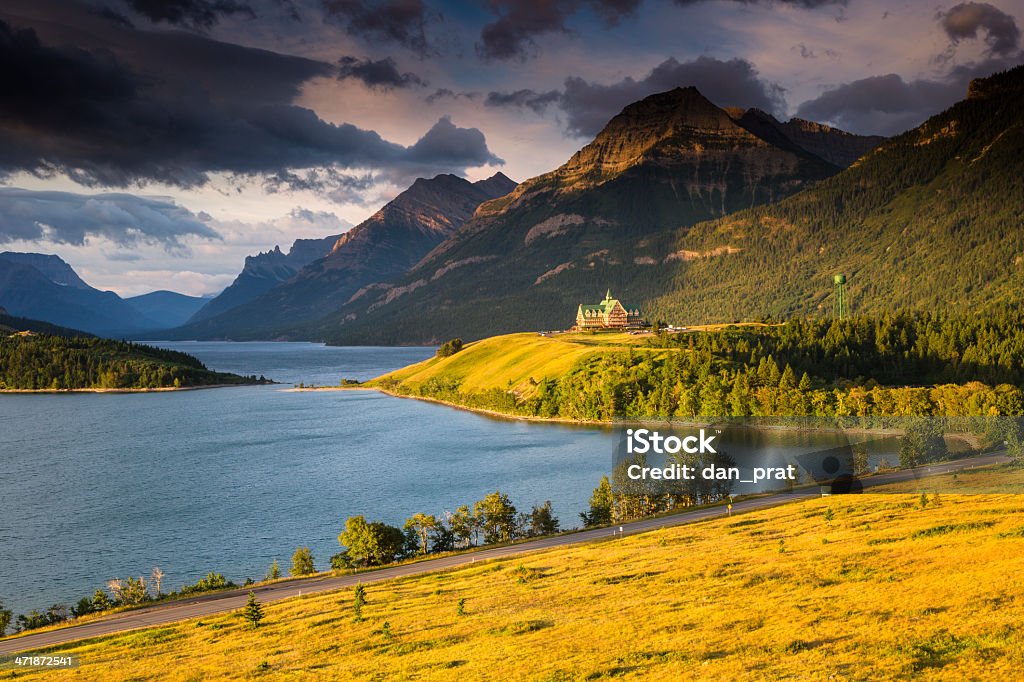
[[0, 311, 93, 338], [126, 291, 211, 329], [304, 66, 1023, 343], [186, 234, 340, 324], [166, 172, 517, 340], [312, 87, 879, 344]]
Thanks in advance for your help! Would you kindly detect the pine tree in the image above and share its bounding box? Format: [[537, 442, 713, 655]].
[[352, 583, 366, 622], [779, 364, 797, 389], [243, 591, 264, 628]]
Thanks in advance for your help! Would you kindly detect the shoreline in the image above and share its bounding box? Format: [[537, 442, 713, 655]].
[[287, 385, 604, 425], [286, 387, 986, 446], [0, 383, 255, 395]]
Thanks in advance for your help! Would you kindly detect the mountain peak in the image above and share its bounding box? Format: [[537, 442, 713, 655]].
[[474, 171, 517, 199], [604, 86, 736, 136], [540, 86, 766, 189], [0, 251, 92, 290]]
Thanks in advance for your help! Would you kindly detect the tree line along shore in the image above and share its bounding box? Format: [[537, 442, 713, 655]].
[[363, 313, 1024, 423], [0, 335, 265, 391]]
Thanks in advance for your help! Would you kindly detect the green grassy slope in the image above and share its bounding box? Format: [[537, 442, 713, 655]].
[[368, 331, 668, 399]]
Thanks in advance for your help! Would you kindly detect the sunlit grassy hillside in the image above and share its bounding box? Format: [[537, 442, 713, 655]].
[[9, 466, 1024, 681], [368, 331, 670, 398]]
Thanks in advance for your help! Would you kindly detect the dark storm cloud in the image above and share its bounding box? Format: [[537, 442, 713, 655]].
[[337, 55, 426, 89], [0, 14, 500, 187], [485, 88, 561, 113], [263, 168, 376, 195], [406, 116, 504, 166], [122, 0, 254, 29], [558, 56, 786, 137], [0, 188, 219, 249], [323, 0, 433, 55], [794, 56, 1021, 136], [477, 0, 642, 61], [940, 2, 1020, 56]]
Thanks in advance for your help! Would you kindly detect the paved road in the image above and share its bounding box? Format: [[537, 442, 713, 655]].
[[0, 452, 1008, 655]]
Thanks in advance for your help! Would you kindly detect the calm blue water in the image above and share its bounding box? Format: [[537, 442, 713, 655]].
[[0, 343, 612, 615]]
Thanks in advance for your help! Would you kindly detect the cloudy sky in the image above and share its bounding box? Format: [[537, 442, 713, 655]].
[[1, 0, 1021, 296]]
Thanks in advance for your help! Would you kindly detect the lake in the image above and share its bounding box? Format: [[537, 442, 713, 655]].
[[0, 343, 612, 615]]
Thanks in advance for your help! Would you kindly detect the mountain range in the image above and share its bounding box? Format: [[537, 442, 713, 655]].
[[160, 87, 882, 343], [11, 65, 1021, 344], [187, 234, 340, 324], [0, 252, 207, 335], [163, 172, 517, 339], [313, 68, 1021, 343], [305, 87, 886, 343]]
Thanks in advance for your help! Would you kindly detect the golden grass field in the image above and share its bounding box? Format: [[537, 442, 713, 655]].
[[367, 331, 671, 398], [6, 465, 1024, 681]]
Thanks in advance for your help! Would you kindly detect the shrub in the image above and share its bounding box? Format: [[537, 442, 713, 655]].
[[290, 547, 316, 576], [352, 583, 366, 622], [181, 572, 234, 595], [436, 338, 464, 358]]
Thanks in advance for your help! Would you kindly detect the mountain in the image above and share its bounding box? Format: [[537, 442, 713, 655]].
[[0, 252, 91, 289], [125, 291, 211, 329], [311, 87, 878, 344], [634, 65, 1024, 324], [167, 172, 517, 339], [187, 234, 340, 324], [0, 253, 160, 336], [348, 64, 1021, 338]]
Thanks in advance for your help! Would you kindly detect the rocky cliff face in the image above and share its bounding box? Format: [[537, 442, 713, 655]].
[[556, 87, 776, 184], [324, 173, 513, 271], [488, 88, 835, 217], [167, 172, 517, 339], [188, 234, 340, 323]]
